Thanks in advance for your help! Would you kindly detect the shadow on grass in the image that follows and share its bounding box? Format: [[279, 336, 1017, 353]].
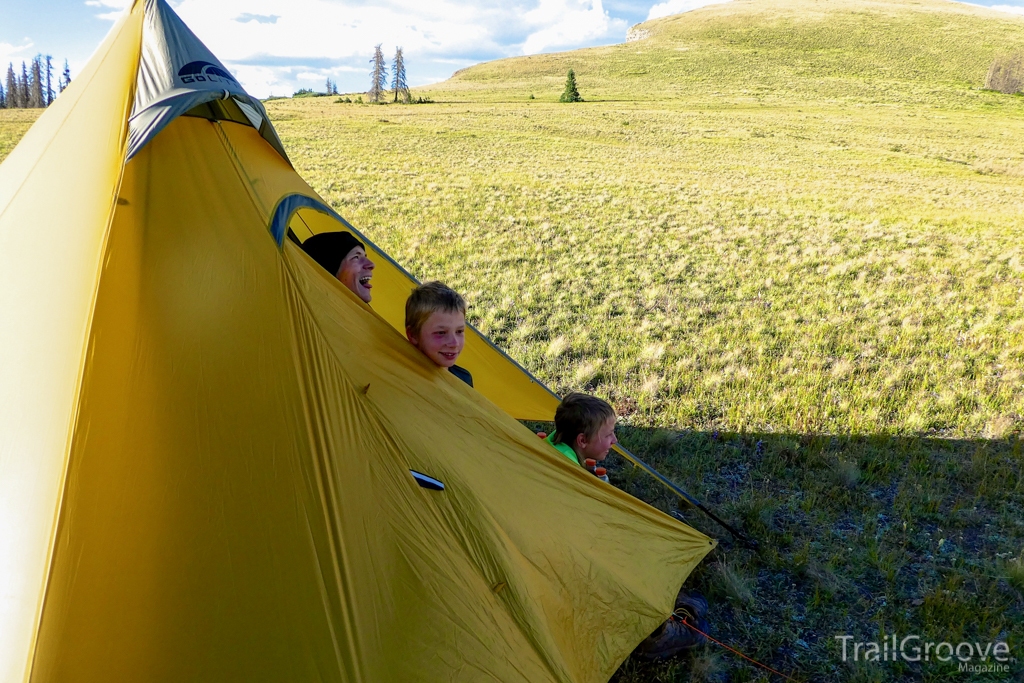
[[527, 423, 1024, 683]]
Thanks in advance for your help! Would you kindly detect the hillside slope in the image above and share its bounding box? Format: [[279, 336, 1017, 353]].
[[422, 0, 1024, 104]]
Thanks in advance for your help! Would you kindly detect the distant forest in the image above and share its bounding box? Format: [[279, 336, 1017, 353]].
[[1, 56, 72, 109]]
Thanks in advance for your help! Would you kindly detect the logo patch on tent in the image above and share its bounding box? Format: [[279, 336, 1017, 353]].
[[410, 470, 445, 491], [178, 61, 238, 85]]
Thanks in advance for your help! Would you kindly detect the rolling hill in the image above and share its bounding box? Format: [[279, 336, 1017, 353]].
[[422, 0, 1024, 104]]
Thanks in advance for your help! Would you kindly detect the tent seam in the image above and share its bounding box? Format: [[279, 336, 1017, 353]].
[[211, 120, 275, 225], [279, 263, 369, 682]]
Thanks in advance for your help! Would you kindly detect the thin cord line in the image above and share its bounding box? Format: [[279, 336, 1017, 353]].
[[677, 610, 803, 683]]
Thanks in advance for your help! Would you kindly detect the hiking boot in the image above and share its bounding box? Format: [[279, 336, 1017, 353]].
[[674, 588, 709, 620], [634, 615, 708, 660]]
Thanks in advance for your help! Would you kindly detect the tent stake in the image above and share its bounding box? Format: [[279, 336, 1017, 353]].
[[613, 444, 758, 550]]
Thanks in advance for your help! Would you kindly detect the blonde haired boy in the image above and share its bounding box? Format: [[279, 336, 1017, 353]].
[[405, 281, 474, 387]]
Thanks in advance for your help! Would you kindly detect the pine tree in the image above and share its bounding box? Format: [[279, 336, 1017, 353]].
[[392, 47, 410, 103], [0, 81, 5, 109], [20, 61, 30, 108], [368, 44, 386, 103], [45, 55, 54, 105], [559, 69, 582, 103], [29, 56, 44, 108], [5, 64, 16, 108], [60, 59, 71, 93]]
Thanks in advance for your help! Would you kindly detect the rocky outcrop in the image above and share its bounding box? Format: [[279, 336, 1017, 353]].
[[626, 25, 651, 42]]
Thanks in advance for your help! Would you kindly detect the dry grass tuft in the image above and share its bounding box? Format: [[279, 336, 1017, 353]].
[[687, 650, 724, 682], [1006, 550, 1024, 592], [985, 51, 1024, 94], [714, 560, 753, 604]]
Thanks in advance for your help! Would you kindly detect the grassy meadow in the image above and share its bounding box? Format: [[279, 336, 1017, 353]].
[[3, 0, 1024, 680], [267, 95, 1024, 441]]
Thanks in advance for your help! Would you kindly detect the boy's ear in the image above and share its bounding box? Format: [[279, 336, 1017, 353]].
[[574, 432, 588, 451], [405, 327, 418, 346]]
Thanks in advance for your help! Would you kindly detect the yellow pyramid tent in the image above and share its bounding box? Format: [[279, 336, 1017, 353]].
[[0, 2, 714, 681]]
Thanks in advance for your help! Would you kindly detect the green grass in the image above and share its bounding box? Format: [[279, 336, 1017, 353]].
[[265, 96, 1024, 439], [0, 109, 40, 160], [2, 0, 1023, 679], [603, 426, 1023, 682]]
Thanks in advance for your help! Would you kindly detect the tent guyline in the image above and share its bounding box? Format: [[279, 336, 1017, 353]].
[[615, 442, 758, 550], [680, 613, 801, 682]]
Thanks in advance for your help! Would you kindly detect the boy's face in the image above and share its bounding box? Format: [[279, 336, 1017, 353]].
[[336, 246, 375, 303], [407, 310, 465, 368], [576, 416, 618, 462]]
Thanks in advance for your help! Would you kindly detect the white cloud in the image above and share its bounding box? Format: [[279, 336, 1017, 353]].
[[79, 0, 1024, 99], [978, 4, 1024, 15], [0, 40, 34, 65], [521, 0, 625, 54], [85, 0, 636, 96], [163, 0, 505, 95], [86, 0, 132, 21], [171, 0, 500, 62], [647, 0, 730, 21]]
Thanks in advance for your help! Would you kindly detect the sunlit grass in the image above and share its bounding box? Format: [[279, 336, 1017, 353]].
[[0, 109, 39, 160], [265, 96, 1024, 439]]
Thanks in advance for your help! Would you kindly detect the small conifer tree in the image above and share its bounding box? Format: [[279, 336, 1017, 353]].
[[559, 69, 582, 103], [45, 55, 54, 104], [5, 64, 17, 108], [60, 60, 71, 93], [20, 61, 30, 107], [0, 82, 5, 109], [29, 56, 44, 108]]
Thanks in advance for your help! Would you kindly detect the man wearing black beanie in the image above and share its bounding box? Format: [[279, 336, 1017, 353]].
[[301, 231, 375, 304]]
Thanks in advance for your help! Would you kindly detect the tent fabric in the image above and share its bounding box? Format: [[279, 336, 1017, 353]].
[[279, 196, 565, 420], [0, 2, 716, 681], [127, 0, 285, 161], [0, 4, 146, 680]]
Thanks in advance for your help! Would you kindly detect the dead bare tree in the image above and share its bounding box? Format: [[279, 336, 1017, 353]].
[[392, 47, 410, 103], [368, 44, 387, 103]]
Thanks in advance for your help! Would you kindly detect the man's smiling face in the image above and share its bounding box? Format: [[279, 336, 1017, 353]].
[[336, 246, 374, 303]]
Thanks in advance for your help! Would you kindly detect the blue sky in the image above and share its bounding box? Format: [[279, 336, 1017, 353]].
[[2, 0, 1022, 98]]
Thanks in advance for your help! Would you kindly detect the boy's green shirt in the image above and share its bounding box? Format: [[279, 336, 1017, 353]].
[[545, 432, 581, 466]]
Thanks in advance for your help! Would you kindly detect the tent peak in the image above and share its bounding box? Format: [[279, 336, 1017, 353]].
[[127, 0, 288, 163]]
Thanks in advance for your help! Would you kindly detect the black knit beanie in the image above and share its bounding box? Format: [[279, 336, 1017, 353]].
[[301, 231, 365, 276]]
